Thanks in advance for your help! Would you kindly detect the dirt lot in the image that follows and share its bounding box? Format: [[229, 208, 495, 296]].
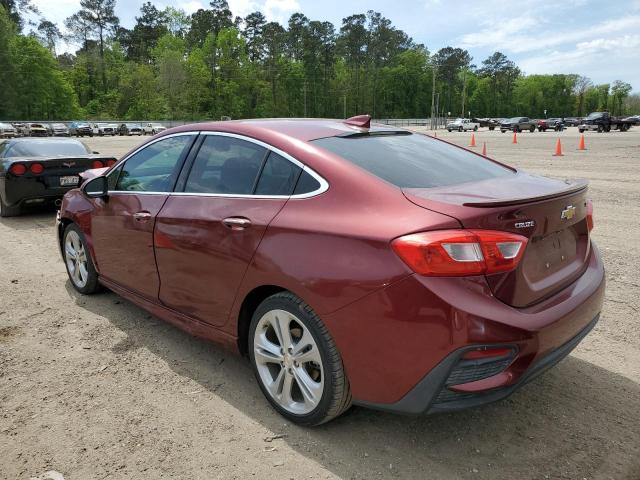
[[1, 128, 639, 480]]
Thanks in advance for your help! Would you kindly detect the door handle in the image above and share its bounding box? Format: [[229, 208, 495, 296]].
[[222, 217, 251, 231], [133, 211, 152, 222]]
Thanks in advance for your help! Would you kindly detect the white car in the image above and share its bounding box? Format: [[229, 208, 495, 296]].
[[143, 123, 167, 135], [446, 118, 479, 132]]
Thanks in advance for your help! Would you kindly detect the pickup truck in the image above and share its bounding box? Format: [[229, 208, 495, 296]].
[[446, 118, 479, 132], [500, 117, 536, 133], [578, 112, 634, 132]]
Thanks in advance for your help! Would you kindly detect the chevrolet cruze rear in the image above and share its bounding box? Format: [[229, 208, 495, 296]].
[[58, 117, 604, 425]]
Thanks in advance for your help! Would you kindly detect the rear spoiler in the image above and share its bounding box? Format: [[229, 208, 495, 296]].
[[462, 179, 588, 207]]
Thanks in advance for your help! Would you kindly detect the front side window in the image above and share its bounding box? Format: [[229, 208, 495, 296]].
[[114, 135, 194, 192], [184, 135, 267, 194]]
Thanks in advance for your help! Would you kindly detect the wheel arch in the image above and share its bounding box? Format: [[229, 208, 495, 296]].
[[237, 284, 288, 356]]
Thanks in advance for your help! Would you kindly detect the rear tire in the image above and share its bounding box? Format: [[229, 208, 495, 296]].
[[249, 292, 352, 426], [63, 224, 101, 294], [0, 197, 21, 217]]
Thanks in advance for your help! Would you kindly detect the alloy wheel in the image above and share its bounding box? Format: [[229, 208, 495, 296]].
[[253, 309, 324, 415], [65, 230, 89, 288]]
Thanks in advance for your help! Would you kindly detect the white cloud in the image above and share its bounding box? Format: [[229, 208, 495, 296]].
[[263, 0, 300, 23]]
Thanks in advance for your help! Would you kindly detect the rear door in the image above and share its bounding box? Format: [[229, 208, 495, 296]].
[[154, 134, 302, 326], [90, 133, 196, 300]]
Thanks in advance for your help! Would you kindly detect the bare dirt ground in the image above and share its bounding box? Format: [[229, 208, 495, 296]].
[[1, 128, 639, 480]]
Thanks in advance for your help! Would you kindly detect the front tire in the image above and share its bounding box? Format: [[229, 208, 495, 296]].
[[249, 292, 351, 426], [63, 224, 101, 294]]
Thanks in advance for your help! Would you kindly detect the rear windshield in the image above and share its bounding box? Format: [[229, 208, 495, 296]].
[[5, 140, 91, 157], [312, 133, 514, 188]]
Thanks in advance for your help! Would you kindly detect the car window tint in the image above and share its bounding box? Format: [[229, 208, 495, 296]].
[[114, 135, 193, 192], [312, 133, 513, 189], [4, 139, 91, 157], [254, 152, 301, 196], [293, 170, 321, 195], [184, 136, 266, 195]]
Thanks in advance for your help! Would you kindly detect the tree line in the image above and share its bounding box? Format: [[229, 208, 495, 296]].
[[0, 0, 637, 121]]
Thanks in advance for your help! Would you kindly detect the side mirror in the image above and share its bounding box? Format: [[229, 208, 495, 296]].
[[84, 176, 108, 198]]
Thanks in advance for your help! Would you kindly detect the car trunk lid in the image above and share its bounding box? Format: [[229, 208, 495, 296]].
[[403, 172, 591, 307]]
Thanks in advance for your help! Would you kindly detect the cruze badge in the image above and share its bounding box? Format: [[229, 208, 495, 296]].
[[515, 220, 535, 229], [561, 205, 576, 220]]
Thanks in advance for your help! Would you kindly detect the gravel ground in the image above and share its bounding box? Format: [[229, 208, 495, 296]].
[[1, 128, 639, 480]]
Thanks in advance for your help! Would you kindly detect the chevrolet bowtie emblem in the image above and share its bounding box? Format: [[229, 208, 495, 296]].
[[561, 205, 576, 220]]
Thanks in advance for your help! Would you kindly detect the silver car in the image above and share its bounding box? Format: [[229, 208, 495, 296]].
[[0, 123, 18, 138], [50, 123, 70, 137]]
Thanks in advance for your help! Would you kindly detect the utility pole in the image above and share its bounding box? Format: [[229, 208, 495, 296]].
[[430, 64, 437, 130], [460, 69, 467, 118], [303, 82, 307, 118]]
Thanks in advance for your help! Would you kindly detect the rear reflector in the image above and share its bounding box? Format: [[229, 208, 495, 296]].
[[391, 229, 528, 276], [30, 163, 44, 174], [586, 199, 594, 232], [91, 160, 104, 169], [462, 347, 514, 360], [9, 163, 26, 176]]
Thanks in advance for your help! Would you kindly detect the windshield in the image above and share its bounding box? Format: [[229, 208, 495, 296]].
[[127, 124, 141, 128], [506, 117, 520, 122], [52, 123, 66, 128], [5, 139, 91, 157], [313, 133, 514, 189], [587, 112, 603, 119]]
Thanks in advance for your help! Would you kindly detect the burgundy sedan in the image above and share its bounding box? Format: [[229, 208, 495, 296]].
[[57, 116, 605, 426]]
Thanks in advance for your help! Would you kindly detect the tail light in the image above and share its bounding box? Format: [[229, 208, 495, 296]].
[[30, 163, 44, 174], [91, 160, 104, 169], [106, 159, 117, 167], [391, 229, 528, 276], [9, 163, 26, 176], [586, 199, 594, 232]]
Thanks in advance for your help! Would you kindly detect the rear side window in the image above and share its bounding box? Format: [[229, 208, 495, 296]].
[[184, 135, 266, 194], [293, 170, 321, 195], [312, 133, 513, 188], [255, 152, 301, 196]]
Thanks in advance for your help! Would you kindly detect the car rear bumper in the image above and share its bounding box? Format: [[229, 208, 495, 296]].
[[1, 177, 80, 207], [322, 242, 605, 412]]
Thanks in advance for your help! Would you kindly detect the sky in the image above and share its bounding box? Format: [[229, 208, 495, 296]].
[[30, 0, 640, 91]]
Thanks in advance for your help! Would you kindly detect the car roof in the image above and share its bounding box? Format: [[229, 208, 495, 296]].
[[164, 118, 401, 142]]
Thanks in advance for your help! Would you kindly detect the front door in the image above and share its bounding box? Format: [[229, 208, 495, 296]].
[[155, 134, 302, 326], [91, 134, 196, 300]]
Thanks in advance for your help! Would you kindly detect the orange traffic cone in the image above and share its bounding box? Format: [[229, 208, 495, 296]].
[[512, 132, 518, 144], [553, 138, 564, 156], [482, 142, 487, 156], [469, 133, 477, 147], [578, 134, 586, 151]]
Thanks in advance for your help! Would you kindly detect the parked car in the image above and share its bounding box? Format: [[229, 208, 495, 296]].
[[621, 115, 640, 125], [446, 118, 479, 132], [12, 123, 28, 137], [564, 117, 582, 127], [50, 123, 70, 137], [0, 123, 18, 138], [474, 118, 499, 130], [68, 122, 93, 137], [0, 138, 116, 216], [118, 123, 143, 136], [57, 116, 604, 426], [537, 118, 565, 132], [91, 123, 117, 136], [27, 123, 49, 137], [500, 117, 536, 133], [143, 123, 167, 135]]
